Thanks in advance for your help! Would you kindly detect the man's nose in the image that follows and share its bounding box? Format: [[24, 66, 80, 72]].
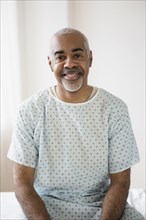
[[64, 57, 78, 68]]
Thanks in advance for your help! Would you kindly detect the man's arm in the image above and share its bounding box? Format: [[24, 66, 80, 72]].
[[13, 162, 51, 220], [100, 168, 130, 220]]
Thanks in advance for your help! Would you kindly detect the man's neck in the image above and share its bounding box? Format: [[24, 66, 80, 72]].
[[55, 85, 93, 103]]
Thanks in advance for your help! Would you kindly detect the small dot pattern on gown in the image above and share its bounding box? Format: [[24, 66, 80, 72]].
[[8, 88, 144, 220]]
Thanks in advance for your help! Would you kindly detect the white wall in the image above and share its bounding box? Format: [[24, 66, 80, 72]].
[[1, 0, 145, 191], [68, 0, 145, 189], [16, 0, 69, 99]]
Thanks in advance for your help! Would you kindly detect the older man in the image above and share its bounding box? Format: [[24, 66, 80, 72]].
[[8, 28, 144, 220]]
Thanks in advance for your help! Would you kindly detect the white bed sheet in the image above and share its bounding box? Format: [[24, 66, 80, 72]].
[[127, 188, 146, 218], [1, 188, 145, 219]]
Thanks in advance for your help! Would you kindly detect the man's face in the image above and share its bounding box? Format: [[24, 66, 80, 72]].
[[48, 33, 92, 93]]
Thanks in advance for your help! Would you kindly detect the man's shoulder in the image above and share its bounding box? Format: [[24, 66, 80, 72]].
[[99, 88, 128, 110], [19, 89, 51, 112]]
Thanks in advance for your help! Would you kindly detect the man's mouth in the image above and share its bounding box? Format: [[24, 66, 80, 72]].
[[61, 70, 82, 81], [61, 68, 83, 81]]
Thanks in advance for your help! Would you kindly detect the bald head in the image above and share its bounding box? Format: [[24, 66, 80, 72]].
[[49, 28, 90, 56]]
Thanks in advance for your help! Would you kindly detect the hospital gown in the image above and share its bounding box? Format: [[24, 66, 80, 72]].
[[7, 88, 144, 220]]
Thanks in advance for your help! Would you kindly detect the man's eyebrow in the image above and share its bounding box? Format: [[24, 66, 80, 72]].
[[72, 48, 84, 52], [54, 48, 84, 56], [54, 50, 64, 56]]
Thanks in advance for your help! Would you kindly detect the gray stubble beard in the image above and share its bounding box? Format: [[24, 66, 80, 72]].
[[61, 77, 83, 92]]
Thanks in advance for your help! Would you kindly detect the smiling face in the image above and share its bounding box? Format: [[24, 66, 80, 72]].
[[48, 32, 92, 94]]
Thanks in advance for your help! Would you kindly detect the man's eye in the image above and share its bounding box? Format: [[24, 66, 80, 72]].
[[56, 55, 65, 61], [74, 53, 82, 59]]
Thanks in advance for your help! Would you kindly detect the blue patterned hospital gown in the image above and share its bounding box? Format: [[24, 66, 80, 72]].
[[7, 88, 144, 220]]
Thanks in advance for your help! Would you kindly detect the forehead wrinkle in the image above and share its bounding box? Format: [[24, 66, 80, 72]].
[[49, 34, 88, 56]]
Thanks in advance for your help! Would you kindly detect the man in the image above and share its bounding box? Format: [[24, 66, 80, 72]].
[[8, 28, 144, 220]]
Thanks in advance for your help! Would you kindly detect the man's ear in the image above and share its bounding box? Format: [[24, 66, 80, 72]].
[[47, 56, 53, 72], [89, 51, 93, 67]]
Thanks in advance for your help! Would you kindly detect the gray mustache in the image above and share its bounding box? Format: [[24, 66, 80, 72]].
[[62, 68, 82, 75]]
